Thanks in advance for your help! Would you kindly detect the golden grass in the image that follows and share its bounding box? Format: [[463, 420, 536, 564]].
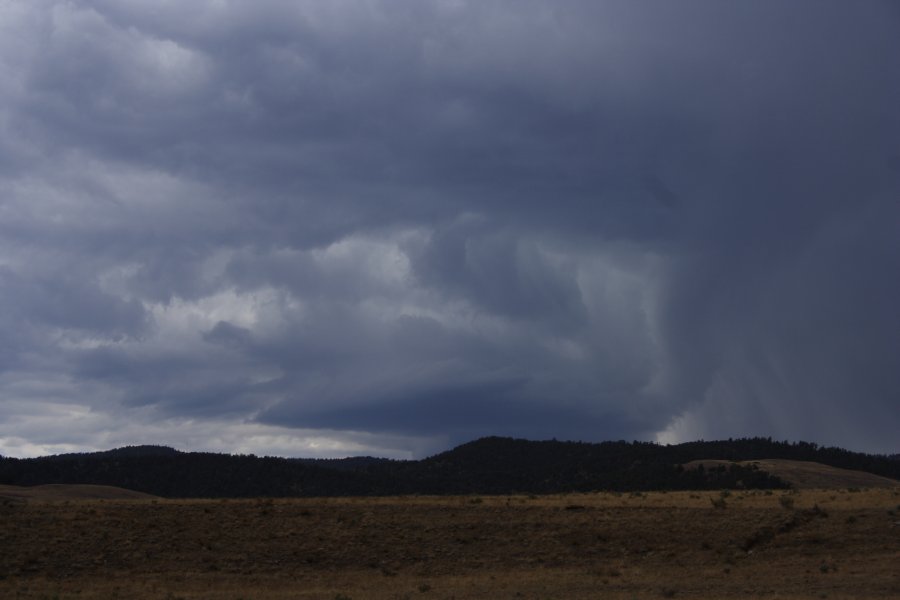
[[2, 488, 898, 599]]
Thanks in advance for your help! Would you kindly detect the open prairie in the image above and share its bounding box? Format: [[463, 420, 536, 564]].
[[1, 488, 898, 599]]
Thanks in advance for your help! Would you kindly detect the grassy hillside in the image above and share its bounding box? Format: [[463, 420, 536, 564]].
[[0, 483, 157, 502], [685, 459, 900, 490]]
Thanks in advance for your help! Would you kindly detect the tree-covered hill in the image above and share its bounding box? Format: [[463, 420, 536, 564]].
[[0, 437, 896, 498]]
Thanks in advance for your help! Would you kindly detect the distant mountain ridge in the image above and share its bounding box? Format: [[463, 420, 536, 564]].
[[0, 437, 896, 498]]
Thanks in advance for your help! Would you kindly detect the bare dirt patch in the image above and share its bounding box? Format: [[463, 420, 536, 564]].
[[1, 489, 898, 599]]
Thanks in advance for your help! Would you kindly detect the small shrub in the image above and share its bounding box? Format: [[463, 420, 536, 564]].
[[710, 497, 727, 509], [779, 496, 795, 510]]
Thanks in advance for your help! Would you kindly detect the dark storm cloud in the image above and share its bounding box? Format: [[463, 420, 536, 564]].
[[406, 219, 589, 331], [0, 0, 897, 457]]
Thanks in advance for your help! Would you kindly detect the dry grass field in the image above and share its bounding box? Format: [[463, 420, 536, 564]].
[[1, 487, 898, 599]]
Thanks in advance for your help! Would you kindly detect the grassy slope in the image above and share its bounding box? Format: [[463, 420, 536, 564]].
[[0, 483, 158, 501], [684, 459, 900, 489]]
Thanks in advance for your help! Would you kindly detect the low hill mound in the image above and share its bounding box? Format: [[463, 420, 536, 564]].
[[0, 484, 158, 501], [684, 459, 900, 489]]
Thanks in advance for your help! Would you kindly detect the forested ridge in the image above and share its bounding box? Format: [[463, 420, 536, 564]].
[[0, 437, 896, 498]]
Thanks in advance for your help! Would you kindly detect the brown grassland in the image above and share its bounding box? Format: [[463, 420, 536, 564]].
[[1, 487, 898, 599]]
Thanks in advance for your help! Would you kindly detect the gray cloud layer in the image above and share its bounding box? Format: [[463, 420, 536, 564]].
[[1, 1, 898, 457]]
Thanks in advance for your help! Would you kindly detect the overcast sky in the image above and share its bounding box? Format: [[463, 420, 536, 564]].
[[0, 1, 898, 459]]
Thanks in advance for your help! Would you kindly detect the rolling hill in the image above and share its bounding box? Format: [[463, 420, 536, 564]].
[[1, 437, 896, 498]]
